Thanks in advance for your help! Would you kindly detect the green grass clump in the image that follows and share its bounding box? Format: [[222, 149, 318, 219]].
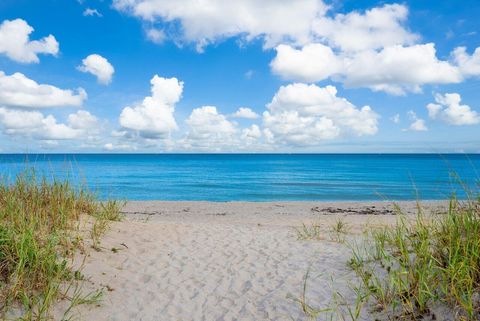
[[351, 197, 480, 320], [0, 170, 123, 320], [295, 218, 349, 242], [295, 222, 323, 240], [90, 200, 125, 251]]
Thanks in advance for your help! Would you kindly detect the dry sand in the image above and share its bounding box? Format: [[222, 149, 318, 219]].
[[57, 201, 447, 321]]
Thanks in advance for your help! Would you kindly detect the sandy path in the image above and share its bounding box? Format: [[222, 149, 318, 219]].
[[59, 201, 446, 321]]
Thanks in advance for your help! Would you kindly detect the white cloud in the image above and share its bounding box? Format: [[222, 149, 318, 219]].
[[112, 2, 419, 55], [0, 19, 59, 63], [0, 108, 81, 140], [113, 0, 327, 50], [119, 75, 182, 138], [232, 107, 259, 119], [103, 143, 114, 151], [240, 124, 263, 148], [146, 28, 166, 44], [103, 143, 137, 151], [41, 116, 81, 140], [311, 4, 418, 52], [83, 8, 103, 17], [265, 4, 480, 95], [262, 83, 379, 146], [0, 107, 104, 144], [77, 54, 115, 85], [404, 111, 427, 131], [182, 106, 238, 150], [409, 119, 428, 131], [177, 107, 269, 151], [0, 107, 44, 130], [241, 124, 262, 140], [0, 71, 86, 108], [391, 114, 400, 123], [452, 47, 480, 77], [110, 1, 480, 98], [110, 1, 480, 97], [342, 44, 462, 94], [271, 44, 343, 83], [271, 43, 462, 95], [67, 110, 99, 130], [426, 103, 442, 119], [187, 106, 236, 137], [427, 93, 480, 125]]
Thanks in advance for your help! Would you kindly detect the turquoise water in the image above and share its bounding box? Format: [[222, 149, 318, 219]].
[[0, 154, 478, 201]]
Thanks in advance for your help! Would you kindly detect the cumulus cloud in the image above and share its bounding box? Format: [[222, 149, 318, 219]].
[[110, 1, 480, 96], [0, 19, 59, 63], [271, 43, 462, 95], [111, 1, 417, 54], [404, 111, 427, 131], [427, 93, 480, 125], [262, 84, 379, 146], [67, 110, 99, 130], [0, 66, 101, 146], [114, 79, 379, 151], [452, 47, 480, 78], [113, 0, 327, 50], [271, 44, 343, 83], [241, 124, 262, 140], [181, 106, 238, 150], [83, 8, 103, 17], [0, 107, 44, 131], [111, 1, 419, 55], [232, 107, 259, 119], [341, 44, 462, 95], [77, 54, 115, 84], [39, 117, 80, 140], [265, 4, 480, 95], [176, 107, 269, 151], [0, 71, 86, 108], [110, 1, 480, 98], [0, 107, 97, 140], [312, 4, 418, 52], [119, 75, 182, 138]]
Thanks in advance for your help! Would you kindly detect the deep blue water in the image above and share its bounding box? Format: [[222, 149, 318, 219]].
[[0, 154, 478, 201]]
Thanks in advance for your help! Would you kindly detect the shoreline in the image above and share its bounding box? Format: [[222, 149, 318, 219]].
[[119, 199, 453, 204], [122, 199, 452, 203], [121, 199, 449, 218]]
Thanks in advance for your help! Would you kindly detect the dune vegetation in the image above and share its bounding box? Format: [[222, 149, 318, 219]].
[[298, 195, 480, 321], [349, 197, 480, 321], [0, 170, 123, 320]]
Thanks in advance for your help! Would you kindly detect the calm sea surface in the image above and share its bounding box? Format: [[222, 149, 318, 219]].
[[0, 154, 478, 201]]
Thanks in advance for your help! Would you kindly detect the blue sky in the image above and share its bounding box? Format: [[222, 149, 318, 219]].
[[0, 0, 479, 153]]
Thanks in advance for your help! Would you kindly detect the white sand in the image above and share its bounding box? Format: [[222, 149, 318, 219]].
[[58, 201, 447, 321]]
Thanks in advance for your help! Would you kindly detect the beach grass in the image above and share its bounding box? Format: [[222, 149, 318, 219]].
[[348, 196, 480, 320], [295, 222, 323, 241], [295, 218, 349, 243], [295, 196, 480, 320], [0, 169, 122, 320]]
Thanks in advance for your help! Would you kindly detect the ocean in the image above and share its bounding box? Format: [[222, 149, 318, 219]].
[[0, 154, 478, 201]]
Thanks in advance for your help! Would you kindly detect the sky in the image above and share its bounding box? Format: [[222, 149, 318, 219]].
[[0, 0, 479, 153]]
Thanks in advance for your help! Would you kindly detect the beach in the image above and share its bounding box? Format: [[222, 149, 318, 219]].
[[57, 200, 448, 321], [2, 0, 478, 317]]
